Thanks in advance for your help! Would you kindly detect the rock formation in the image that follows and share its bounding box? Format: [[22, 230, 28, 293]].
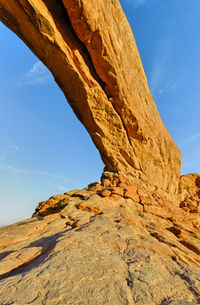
[[0, 181, 200, 304], [0, 0, 200, 304], [0, 0, 181, 201], [179, 174, 200, 213]]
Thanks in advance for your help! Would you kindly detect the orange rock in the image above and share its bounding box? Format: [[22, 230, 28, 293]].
[[179, 174, 200, 213], [33, 195, 70, 217], [0, 1, 200, 303], [100, 189, 112, 198], [1, 0, 180, 201], [0, 186, 200, 303], [143, 205, 171, 219], [123, 185, 140, 202], [87, 182, 103, 191], [138, 189, 158, 206], [110, 187, 124, 197]]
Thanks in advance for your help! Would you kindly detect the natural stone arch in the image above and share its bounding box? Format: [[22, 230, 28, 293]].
[[0, 0, 181, 201]]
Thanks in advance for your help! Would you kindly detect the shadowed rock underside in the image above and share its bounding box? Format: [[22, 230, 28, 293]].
[[0, 0, 181, 201]]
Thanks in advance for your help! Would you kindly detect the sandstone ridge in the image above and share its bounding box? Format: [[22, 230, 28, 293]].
[[0, 178, 200, 304], [0, 0, 200, 304]]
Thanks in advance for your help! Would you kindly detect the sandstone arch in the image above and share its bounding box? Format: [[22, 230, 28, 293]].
[[0, 0, 181, 201]]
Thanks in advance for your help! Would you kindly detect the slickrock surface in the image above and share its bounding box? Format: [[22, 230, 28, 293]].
[[0, 1, 199, 304], [0, 0, 181, 200], [0, 182, 200, 304]]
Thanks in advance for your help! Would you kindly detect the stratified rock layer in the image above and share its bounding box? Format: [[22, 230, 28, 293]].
[[0, 185, 200, 304], [0, 0, 181, 200], [0, 2, 199, 304]]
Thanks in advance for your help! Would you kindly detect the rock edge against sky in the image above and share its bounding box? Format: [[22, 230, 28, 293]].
[[0, 1, 199, 304]]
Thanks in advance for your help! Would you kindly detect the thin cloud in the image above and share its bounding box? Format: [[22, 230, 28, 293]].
[[149, 38, 172, 97], [10, 144, 19, 150], [179, 133, 200, 148], [133, 0, 146, 6], [124, 0, 154, 8], [158, 82, 178, 95], [150, 62, 163, 96], [18, 61, 53, 86], [126, 0, 146, 6], [171, 82, 177, 90], [0, 164, 69, 183], [56, 185, 69, 192], [0, 152, 7, 160], [182, 155, 200, 171]]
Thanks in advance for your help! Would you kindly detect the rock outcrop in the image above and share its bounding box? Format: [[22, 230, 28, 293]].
[[0, 1, 200, 304], [179, 174, 200, 213], [0, 184, 200, 304], [0, 0, 181, 201]]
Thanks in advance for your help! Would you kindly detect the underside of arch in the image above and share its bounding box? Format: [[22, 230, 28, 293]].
[[0, 0, 181, 201]]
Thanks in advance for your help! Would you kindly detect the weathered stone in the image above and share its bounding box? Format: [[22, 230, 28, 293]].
[[0, 1, 200, 304], [179, 174, 200, 213], [0, 188, 200, 304], [0, 0, 181, 200], [123, 185, 140, 202], [110, 186, 125, 197], [100, 189, 112, 197]]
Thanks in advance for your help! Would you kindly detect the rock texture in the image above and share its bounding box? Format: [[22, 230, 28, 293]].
[[179, 174, 200, 213], [0, 184, 200, 304], [0, 1, 199, 304], [0, 0, 181, 200]]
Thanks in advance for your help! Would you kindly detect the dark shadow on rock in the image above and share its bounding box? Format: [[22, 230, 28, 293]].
[[160, 300, 198, 305], [0, 251, 14, 260], [175, 271, 200, 304], [195, 177, 200, 188], [0, 227, 71, 281]]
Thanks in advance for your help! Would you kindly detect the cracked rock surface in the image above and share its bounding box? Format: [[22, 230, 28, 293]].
[[0, 181, 200, 304], [0, 1, 199, 304]]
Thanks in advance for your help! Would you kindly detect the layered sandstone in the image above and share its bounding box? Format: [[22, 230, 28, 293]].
[[0, 0, 181, 200], [0, 185, 200, 304], [0, 1, 199, 304]]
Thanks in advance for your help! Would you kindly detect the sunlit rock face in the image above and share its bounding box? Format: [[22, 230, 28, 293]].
[[0, 1, 200, 304], [0, 0, 181, 201], [0, 184, 200, 304], [179, 174, 200, 213]]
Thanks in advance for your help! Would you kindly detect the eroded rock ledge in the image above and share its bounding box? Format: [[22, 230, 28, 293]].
[[0, 178, 200, 304]]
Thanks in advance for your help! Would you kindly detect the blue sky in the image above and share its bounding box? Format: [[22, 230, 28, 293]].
[[0, 0, 200, 226]]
